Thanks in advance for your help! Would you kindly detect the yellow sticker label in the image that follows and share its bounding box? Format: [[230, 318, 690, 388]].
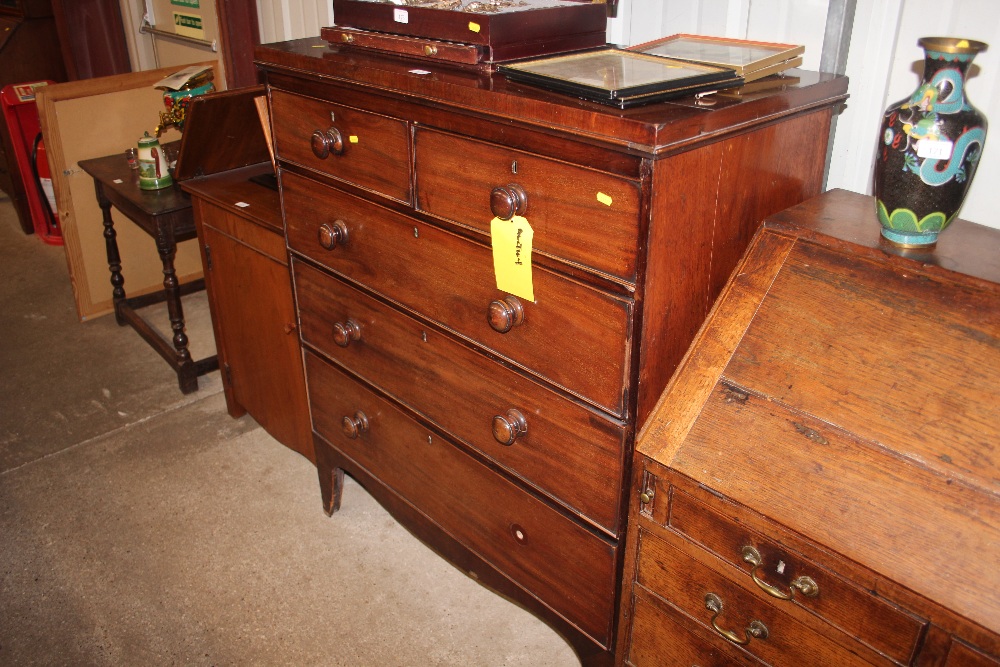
[[491, 216, 534, 302], [468, 21, 481, 33], [349, 135, 359, 143], [596, 192, 612, 206]]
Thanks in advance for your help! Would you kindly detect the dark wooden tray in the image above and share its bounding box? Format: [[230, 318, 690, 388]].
[[330, 0, 607, 62]]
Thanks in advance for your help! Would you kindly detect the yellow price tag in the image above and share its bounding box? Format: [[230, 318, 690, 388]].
[[349, 135, 359, 143], [596, 192, 613, 206], [491, 215, 534, 302], [469, 21, 481, 33]]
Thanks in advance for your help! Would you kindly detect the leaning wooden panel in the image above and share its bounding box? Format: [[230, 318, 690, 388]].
[[36, 63, 219, 320]]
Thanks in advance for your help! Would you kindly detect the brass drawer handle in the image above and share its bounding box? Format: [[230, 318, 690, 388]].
[[341, 411, 369, 439], [311, 126, 344, 159], [487, 296, 524, 333], [704, 593, 768, 646], [489, 183, 528, 220], [333, 319, 361, 347], [318, 220, 349, 250], [492, 409, 527, 446], [741, 546, 819, 600]]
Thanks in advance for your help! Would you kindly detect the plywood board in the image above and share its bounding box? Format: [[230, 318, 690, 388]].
[[36, 62, 221, 321]]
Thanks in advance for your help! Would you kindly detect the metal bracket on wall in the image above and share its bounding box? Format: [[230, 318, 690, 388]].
[[140, 19, 218, 52]]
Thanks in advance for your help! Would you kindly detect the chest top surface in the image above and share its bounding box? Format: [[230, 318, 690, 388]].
[[254, 37, 847, 156], [638, 188, 1000, 636]]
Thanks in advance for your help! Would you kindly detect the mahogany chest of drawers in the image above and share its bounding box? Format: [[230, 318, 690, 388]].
[[621, 189, 999, 666], [255, 38, 847, 664]]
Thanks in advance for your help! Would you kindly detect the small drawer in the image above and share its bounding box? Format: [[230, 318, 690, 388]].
[[294, 260, 626, 535], [270, 90, 410, 202], [194, 200, 286, 265], [414, 127, 642, 282], [283, 171, 632, 417], [627, 585, 761, 667], [635, 529, 873, 667], [306, 351, 618, 647], [668, 489, 924, 665]]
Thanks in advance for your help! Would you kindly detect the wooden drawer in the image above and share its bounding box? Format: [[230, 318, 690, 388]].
[[294, 259, 627, 535], [305, 351, 618, 646], [270, 90, 411, 203], [283, 171, 632, 417], [414, 127, 642, 282], [946, 640, 1000, 667], [627, 584, 761, 667], [667, 489, 925, 665], [635, 528, 874, 667]]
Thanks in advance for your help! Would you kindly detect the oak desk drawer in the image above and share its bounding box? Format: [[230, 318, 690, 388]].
[[295, 260, 626, 534], [306, 351, 617, 646], [627, 584, 760, 667], [284, 171, 632, 416], [414, 127, 642, 282], [270, 90, 410, 202], [668, 489, 925, 665], [636, 529, 872, 667]]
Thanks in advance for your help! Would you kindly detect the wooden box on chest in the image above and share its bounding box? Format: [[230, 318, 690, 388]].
[[620, 189, 1000, 666], [255, 38, 847, 664]]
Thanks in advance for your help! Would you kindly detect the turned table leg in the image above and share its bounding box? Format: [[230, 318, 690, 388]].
[[155, 224, 197, 394], [95, 180, 127, 326]]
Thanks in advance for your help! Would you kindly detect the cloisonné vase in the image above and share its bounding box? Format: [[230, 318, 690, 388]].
[[873, 37, 988, 247]]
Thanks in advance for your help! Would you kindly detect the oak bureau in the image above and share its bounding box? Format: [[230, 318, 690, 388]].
[[621, 190, 999, 666], [254, 38, 847, 664]]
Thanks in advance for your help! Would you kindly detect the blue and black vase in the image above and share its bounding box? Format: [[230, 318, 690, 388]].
[[874, 37, 988, 247]]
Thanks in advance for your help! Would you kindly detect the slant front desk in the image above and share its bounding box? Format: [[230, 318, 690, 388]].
[[254, 38, 847, 665]]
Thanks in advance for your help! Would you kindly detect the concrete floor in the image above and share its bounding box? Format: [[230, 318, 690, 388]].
[[0, 196, 579, 666]]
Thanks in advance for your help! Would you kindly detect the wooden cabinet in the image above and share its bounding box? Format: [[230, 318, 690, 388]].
[[256, 37, 847, 664], [184, 164, 313, 462], [620, 189, 1000, 666]]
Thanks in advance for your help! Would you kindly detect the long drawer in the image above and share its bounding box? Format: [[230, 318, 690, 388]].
[[667, 489, 925, 664], [306, 351, 618, 646], [284, 171, 632, 417], [270, 90, 411, 203], [294, 258, 626, 535], [635, 529, 874, 667], [414, 127, 642, 282]]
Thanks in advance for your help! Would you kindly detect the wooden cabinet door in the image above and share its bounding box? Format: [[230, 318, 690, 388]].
[[202, 221, 312, 461]]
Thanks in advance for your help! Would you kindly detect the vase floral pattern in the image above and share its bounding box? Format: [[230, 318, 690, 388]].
[[874, 37, 988, 246]]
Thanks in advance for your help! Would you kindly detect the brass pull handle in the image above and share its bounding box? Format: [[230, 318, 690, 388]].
[[741, 546, 819, 600], [489, 183, 528, 220], [318, 220, 349, 250], [341, 411, 369, 439], [487, 296, 524, 333], [333, 319, 361, 347], [704, 593, 768, 646], [423, 44, 438, 56], [492, 409, 527, 446], [311, 127, 344, 158]]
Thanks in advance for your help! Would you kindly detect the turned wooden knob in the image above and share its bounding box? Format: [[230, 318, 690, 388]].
[[489, 183, 528, 220], [333, 319, 361, 347], [487, 296, 524, 333], [318, 220, 348, 250], [311, 127, 344, 159], [341, 411, 369, 439], [492, 409, 527, 446]]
